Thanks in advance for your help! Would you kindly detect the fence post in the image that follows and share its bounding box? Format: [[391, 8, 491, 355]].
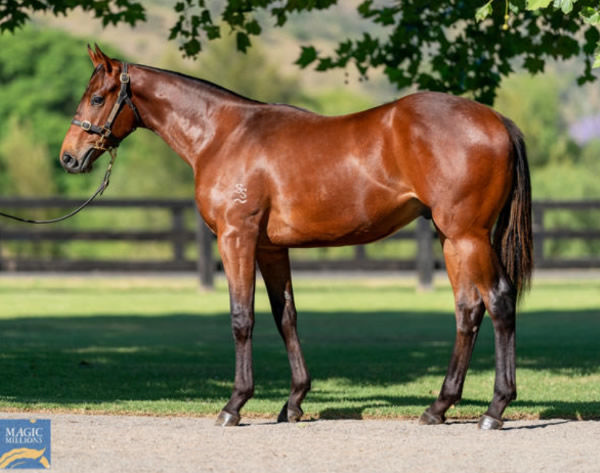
[[171, 206, 185, 263], [354, 245, 366, 263], [196, 209, 214, 289], [533, 204, 544, 268], [416, 217, 434, 290]]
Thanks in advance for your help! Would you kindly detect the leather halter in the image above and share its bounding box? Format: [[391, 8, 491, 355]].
[[71, 62, 141, 151]]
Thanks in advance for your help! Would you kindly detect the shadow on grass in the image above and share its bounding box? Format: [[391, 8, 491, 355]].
[[0, 308, 598, 420]]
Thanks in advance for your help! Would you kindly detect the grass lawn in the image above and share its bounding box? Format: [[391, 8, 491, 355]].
[[0, 273, 599, 420]]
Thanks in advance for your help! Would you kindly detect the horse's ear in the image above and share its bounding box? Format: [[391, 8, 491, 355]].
[[89, 43, 114, 74], [87, 43, 99, 66]]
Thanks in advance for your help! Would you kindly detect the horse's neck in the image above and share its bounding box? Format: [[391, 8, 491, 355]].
[[132, 65, 255, 171]]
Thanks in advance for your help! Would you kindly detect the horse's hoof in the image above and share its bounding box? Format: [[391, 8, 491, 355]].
[[419, 410, 445, 425], [215, 410, 240, 427], [277, 402, 303, 423], [478, 414, 503, 430]]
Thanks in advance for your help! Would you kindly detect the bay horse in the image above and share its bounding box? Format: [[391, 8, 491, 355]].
[[60, 45, 533, 430]]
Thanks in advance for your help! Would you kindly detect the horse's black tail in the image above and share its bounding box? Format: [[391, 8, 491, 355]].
[[493, 117, 533, 300]]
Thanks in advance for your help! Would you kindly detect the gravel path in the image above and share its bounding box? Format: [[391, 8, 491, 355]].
[[2, 412, 599, 473]]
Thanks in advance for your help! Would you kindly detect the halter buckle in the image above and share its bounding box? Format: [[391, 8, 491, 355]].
[[120, 72, 130, 84], [94, 134, 108, 151], [81, 120, 92, 131]]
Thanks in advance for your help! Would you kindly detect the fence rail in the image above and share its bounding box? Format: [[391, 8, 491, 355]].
[[0, 198, 599, 288]]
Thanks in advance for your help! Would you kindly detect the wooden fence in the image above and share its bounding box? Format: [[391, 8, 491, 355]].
[[0, 198, 598, 288]]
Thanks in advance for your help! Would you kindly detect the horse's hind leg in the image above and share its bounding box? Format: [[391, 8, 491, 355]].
[[421, 235, 516, 429], [257, 247, 311, 422], [479, 267, 517, 429], [420, 234, 486, 425]]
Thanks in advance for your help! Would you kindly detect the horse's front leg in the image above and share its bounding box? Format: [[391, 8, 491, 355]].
[[215, 225, 258, 427], [257, 246, 311, 423]]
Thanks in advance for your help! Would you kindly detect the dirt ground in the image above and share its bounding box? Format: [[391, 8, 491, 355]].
[[2, 412, 599, 473]]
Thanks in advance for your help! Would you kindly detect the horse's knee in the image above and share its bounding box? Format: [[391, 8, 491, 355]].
[[231, 306, 254, 340]]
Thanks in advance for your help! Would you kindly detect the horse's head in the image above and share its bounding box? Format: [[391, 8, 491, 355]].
[[60, 45, 140, 173]]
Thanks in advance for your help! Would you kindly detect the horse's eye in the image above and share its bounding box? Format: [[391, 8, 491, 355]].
[[91, 95, 104, 106]]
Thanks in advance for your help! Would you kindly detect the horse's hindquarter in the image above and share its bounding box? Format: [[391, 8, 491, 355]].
[[394, 93, 514, 238]]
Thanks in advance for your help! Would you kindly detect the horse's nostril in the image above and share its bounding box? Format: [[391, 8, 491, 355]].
[[62, 153, 76, 167]]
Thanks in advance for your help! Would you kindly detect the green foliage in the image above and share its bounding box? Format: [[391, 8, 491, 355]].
[[532, 159, 600, 258], [0, 27, 100, 178], [298, 88, 376, 116], [527, 0, 554, 9], [494, 72, 579, 168], [3, 1, 600, 103], [476, 1, 495, 21], [0, 118, 56, 197], [161, 32, 380, 115], [532, 143, 600, 201], [0, 0, 145, 33], [493, 68, 599, 260], [165, 0, 600, 104], [162, 34, 305, 105], [103, 131, 193, 198], [481, 1, 600, 70], [0, 27, 197, 200], [0, 118, 61, 258]]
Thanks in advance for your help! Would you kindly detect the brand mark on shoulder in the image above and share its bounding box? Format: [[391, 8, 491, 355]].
[[233, 184, 248, 204]]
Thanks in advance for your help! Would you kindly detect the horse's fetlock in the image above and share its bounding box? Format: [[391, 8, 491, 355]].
[[494, 380, 517, 402], [440, 385, 462, 405], [237, 385, 254, 400], [294, 377, 311, 395]]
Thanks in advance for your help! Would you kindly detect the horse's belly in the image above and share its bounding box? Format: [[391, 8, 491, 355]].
[[264, 192, 425, 248]]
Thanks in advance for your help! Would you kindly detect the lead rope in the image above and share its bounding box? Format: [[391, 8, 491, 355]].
[[0, 149, 117, 224]]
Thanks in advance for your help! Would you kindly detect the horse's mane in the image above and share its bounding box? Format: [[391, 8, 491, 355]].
[[135, 64, 265, 105]]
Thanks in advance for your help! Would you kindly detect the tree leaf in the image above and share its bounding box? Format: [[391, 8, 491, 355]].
[[475, 0, 493, 22], [560, 0, 574, 14], [594, 48, 600, 68], [581, 7, 600, 25], [245, 19, 262, 35], [236, 32, 251, 53], [295, 46, 318, 67], [183, 38, 201, 56], [526, 0, 553, 9]]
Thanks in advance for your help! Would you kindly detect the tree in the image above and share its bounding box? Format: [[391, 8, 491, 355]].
[[2, 1, 600, 104], [168, 0, 600, 104], [0, 118, 56, 197], [163, 34, 305, 105], [0, 0, 144, 32], [494, 71, 579, 168], [0, 27, 104, 162]]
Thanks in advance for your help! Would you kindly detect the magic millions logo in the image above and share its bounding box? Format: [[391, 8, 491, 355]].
[[0, 419, 51, 469]]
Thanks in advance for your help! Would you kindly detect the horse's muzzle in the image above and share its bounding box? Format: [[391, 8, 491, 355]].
[[61, 149, 94, 173]]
